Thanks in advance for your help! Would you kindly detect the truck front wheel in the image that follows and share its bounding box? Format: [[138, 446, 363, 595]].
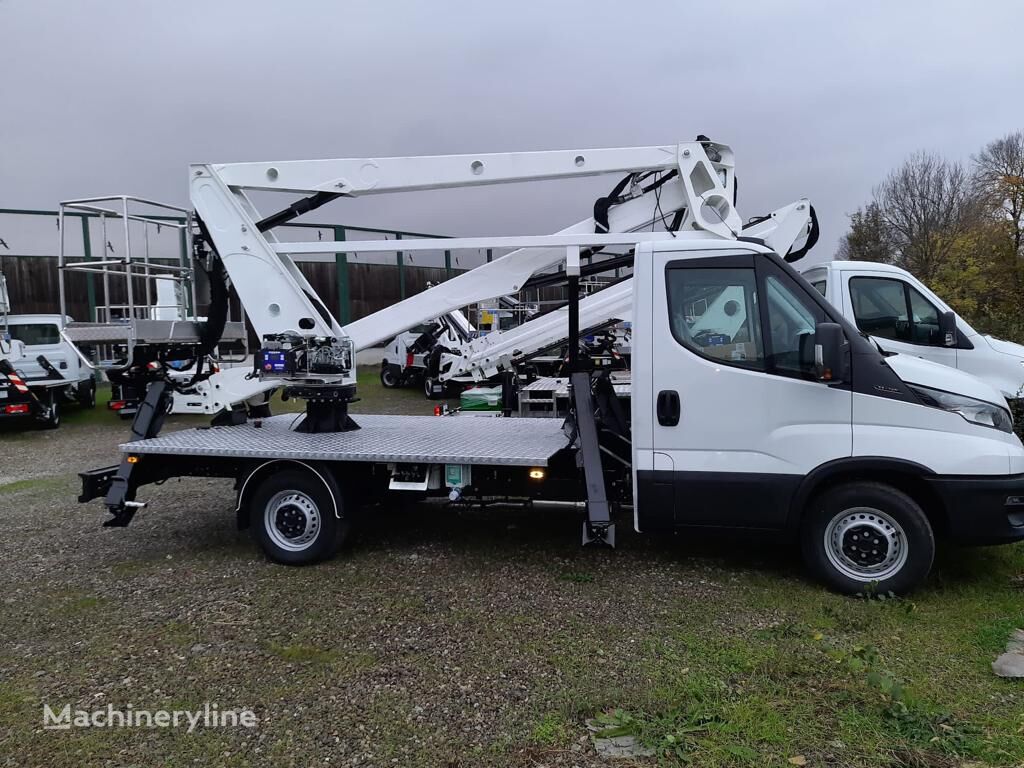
[[38, 394, 60, 430], [249, 469, 350, 565], [801, 482, 934, 596]]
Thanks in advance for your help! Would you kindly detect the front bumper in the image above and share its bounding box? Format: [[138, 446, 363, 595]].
[[929, 473, 1024, 544]]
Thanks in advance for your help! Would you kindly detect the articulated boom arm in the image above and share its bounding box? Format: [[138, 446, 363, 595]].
[[190, 166, 344, 343], [191, 141, 740, 359]]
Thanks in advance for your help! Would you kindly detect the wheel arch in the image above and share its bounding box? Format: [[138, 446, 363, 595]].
[[789, 457, 948, 537], [235, 459, 341, 530]]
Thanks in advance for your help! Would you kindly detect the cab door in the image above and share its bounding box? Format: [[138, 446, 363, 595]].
[[843, 273, 957, 369], [642, 247, 852, 530]]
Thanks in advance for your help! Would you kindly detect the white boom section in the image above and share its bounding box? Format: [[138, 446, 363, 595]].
[[212, 144, 731, 201], [436, 199, 815, 381], [207, 141, 738, 353], [445, 279, 634, 381], [190, 166, 344, 342]]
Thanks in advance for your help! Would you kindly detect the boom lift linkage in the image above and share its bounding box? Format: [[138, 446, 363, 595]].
[[78, 137, 817, 545]]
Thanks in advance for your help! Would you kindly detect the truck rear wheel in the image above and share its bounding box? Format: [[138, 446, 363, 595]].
[[801, 482, 934, 595], [77, 380, 97, 409], [380, 364, 400, 389], [249, 468, 349, 565]]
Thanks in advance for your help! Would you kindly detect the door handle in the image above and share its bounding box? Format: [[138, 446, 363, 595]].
[[657, 389, 680, 427]]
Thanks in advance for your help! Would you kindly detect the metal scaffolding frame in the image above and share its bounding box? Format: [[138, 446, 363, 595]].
[[0, 207, 453, 326]]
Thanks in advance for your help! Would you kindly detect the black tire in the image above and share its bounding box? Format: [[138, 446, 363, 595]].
[[801, 482, 934, 596], [77, 380, 97, 409], [423, 376, 440, 400], [248, 399, 273, 419], [38, 396, 60, 430], [380, 364, 400, 389], [249, 468, 350, 565]]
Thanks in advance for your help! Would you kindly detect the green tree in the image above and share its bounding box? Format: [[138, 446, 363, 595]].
[[837, 202, 894, 263]]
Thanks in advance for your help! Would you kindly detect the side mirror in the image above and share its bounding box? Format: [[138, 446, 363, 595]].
[[814, 322, 848, 383], [939, 310, 957, 347]]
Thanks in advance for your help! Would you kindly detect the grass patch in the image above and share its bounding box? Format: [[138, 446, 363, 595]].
[[264, 641, 340, 665], [567, 577, 1024, 766], [0, 476, 67, 494], [47, 591, 109, 616], [530, 712, 572, 746]]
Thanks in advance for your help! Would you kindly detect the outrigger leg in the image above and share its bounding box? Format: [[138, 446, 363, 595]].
[[569, 371, 615, 547], [103, 380, 173, 527]]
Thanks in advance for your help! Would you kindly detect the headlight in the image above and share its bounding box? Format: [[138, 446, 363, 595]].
[[908, 384, 1014, 433]]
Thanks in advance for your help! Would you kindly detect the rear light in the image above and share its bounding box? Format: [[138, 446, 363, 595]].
[[406, 353, 415, 369], [108, 400, 126, 411], [4, 404, 30, 415]]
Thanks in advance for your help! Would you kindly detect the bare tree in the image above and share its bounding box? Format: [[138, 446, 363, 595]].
[[871, 152, 978, 282], [972, 130, 1024, 257]]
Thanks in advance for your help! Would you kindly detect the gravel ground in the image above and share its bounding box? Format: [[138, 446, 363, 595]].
[[1, 378, 1022, 767]]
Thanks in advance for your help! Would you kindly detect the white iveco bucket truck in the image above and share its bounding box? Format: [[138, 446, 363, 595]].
[[74, 138, 1024, 595]]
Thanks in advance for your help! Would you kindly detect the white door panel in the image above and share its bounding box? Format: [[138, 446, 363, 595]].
[[654, 361, 850, 474]]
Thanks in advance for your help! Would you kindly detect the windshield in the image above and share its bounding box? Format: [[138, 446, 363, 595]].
[[8, 322, 60, 346]]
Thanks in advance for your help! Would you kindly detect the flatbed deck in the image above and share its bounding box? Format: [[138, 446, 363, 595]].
[[121, 413, 571, 466]]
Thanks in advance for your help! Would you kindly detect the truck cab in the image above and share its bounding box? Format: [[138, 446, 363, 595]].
[[380, 310, 475, 399], [633, 241, 1024, 594], [1, 313, 96, 426], [5, 314, 83, 382], [801, 261, 1024, 412]]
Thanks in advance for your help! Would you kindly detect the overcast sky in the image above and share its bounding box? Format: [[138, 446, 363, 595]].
[[2, 0, 1024, 266]]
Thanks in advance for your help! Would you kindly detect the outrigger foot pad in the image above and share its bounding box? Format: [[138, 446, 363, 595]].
[[103, 500, 146, 528], [582, 521, 616, 548]]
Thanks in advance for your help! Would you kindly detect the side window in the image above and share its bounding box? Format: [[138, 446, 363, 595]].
[[907, 286, 942, 345], [665, 267, 765, 370], [765, 274, 826, 378], [811, 279, 826, 296], [9, 323, 60, 346], [849, 277, 910, 342]]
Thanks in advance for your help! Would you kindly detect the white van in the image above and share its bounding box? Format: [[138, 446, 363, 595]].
[[801, 261, 1024, 412]]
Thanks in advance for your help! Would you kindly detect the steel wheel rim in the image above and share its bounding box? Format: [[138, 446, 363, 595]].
[[264, 490, 321, 551], [823, 506, 908, 583]]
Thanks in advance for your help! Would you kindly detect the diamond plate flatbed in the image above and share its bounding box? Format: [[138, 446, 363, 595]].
[[121, 413, 571, 466]]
